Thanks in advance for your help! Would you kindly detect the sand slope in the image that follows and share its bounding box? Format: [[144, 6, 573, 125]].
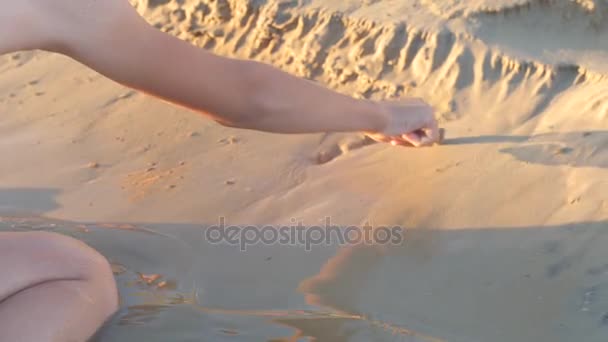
[[1, 0, 608, 341]]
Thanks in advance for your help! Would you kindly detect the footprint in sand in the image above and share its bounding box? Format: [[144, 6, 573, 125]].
[[314, 134, 376, 165], [314, 128, 446, 165]]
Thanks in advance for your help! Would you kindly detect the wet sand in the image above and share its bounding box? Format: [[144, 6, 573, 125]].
[[2, 0, 608, 341], [3, 216, 608, 341]]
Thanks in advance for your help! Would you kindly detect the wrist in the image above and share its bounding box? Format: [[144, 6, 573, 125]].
[[359, 100, 389, 134]]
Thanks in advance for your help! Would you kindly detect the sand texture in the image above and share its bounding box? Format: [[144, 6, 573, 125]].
[[1, 0, 608, 341]]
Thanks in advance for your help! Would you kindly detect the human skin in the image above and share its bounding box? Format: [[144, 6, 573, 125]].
[[0, 1, 440, 340], [0, 0, 440, 146], [0, 232, 118, 342]]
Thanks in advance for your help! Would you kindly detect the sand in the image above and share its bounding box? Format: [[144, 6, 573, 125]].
[[1, 0, 608, 341]]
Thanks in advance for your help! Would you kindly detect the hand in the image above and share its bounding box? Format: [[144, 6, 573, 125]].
[[366, 98, 441, 147]]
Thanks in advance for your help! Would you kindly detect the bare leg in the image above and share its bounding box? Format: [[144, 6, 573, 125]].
[[0, 232, 118, 342]]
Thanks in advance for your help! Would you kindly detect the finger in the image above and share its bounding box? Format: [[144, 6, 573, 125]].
[[364, 133, 391, 143], [401, 132, 423, 147], [412, 122, 440, 147], [390, 139, 413, 147], [417, 129, 437, 146], [367, 133, 412, 146], [417, 135, 436, 146], [377, 136, 394, 144]]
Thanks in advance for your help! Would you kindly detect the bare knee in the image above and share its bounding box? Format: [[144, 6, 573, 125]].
[[14, 231, 119, 316], [0, 232, 119, 341]]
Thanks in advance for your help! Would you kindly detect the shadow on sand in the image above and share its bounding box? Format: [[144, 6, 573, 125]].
[[1, 123, 607, 342], [1, 192, 607, 342], [0, 188, 61, 215], [444, 130, 608, 169]]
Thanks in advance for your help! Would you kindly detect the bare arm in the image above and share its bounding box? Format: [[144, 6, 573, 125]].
[[1, 0, 439, 145], [64, 19, 385, 134]]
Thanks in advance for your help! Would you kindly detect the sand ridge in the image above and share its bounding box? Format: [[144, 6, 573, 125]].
[[131, 0, 608, 132]]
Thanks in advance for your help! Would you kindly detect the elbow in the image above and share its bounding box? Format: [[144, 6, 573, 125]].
[[208, 60, 282, 131], [226, 61, 281, 130]]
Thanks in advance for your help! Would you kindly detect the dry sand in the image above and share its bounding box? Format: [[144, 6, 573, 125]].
[[1, 0, 608, 341]]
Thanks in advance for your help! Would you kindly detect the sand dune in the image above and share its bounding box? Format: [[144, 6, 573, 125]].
[[1, 0, 608, 341]]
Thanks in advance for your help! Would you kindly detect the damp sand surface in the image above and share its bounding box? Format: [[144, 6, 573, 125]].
[[3, 216, 608, 342]]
